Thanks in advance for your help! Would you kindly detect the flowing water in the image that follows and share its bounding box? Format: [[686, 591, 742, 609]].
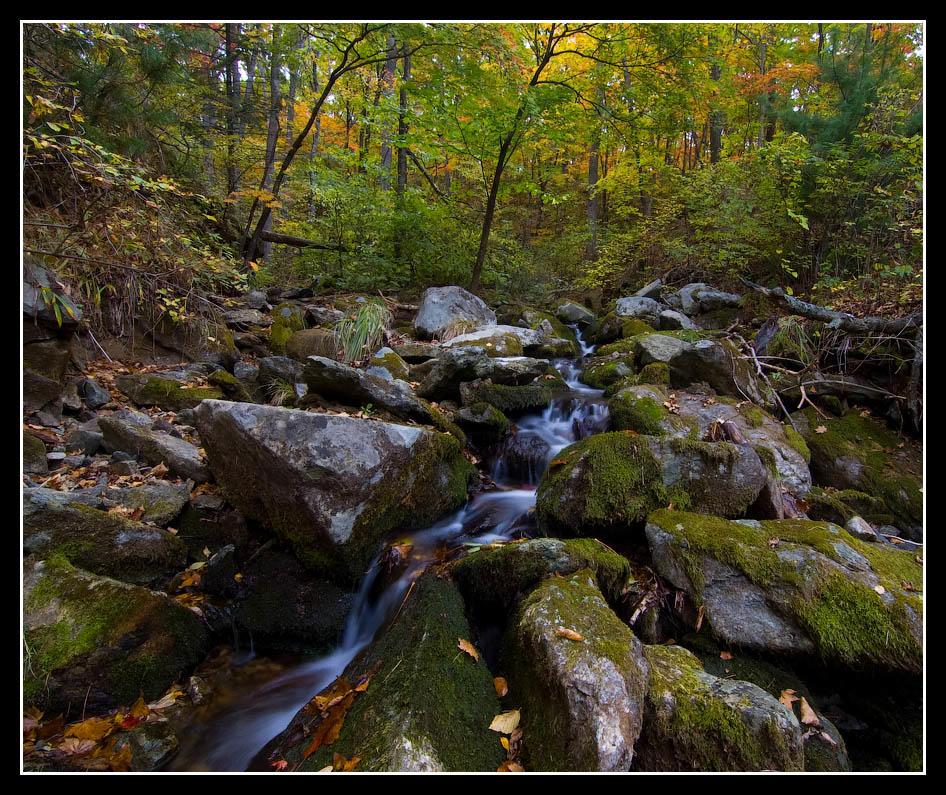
[[169, 326, 605, 772]]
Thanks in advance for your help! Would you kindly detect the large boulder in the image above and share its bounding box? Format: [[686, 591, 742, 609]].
[[413, 286, 496, 339], [285, 327, 336, 362], [614, 296, 662, 326], [644, 510, 923, 673], [459, 378, 558, 416], [536, 432, 767, 536], [502, 570, 649, 771], [23, 556, 208, 715], [98, 412, 210, 482], [668, 338, 773, 407], [453, 402, 510, 446], [24, 338, 74, 415], [634, 644, 803, 771], [264, 573, 504, 771], [441, 325, 526, 357], [556, 302, 596, 327], [114, 372, 223, 412], [792, 408, 922, 540], [24, 431, 48, 475], [303, 356, 434, 424], [417, 347, 550, 401], [193, 401, 475, 581], [23, 487, 187, 586], [103, 480, 191, 526]]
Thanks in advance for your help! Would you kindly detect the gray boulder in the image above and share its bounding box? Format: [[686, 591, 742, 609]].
[[658, 309, 697, 331], [413, 286, 496, 339], [615, 296, 662, 325], [192, 401, 475, 580], [98, 414, 210, 482], [556, 302, 596, 327]]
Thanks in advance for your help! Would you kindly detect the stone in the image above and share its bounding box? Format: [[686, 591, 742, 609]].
[[99, 414, 210, 482], [367, 347, 410, 382], [192, 401, 475, 580], [224, 308, 269, 329], [77, 377, 110, 409], [24, 431, 48, 475], [114, 372, 223, 411], [413, 286, 496, 339], [556, 302, 596, 327], [245, 290, 270, 311], [103, 480, 191, 526], [634, 279, 663, 299], [285, 327, 337, 361], [614, 296, 662, 325], [658, 309, 697, 331], [23, 557, 207, 715], [503, 570, 648, 771], [392, 341, 441, 363]]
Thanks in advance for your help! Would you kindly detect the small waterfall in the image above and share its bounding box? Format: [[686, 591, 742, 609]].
[[170, 329, 609, 771]]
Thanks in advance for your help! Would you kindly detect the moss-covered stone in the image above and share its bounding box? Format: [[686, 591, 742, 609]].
[[447, 331, 524, 357], [367, 347, 410, 381], [501, 570, 648, 771], [587, 312, 656, 345], [268, 302, 306, 355], [207, 369, 254, 402], [454, 401, 511, 445], [794, 408, 922, 537], [114, 373, 224, 411], [286, 327, 337, 362], [803, 487, 879, 525], [582, 354, 637, 389], [536, 433, 766, 536], [637, 361, 670, 386], [634, 644, 803, 771], [271, 573, 504, 771], [24, 556, 208, 715], [453, 537, 631, 615], [645, 510, 923, 673], [458, 379, 554, 415], [609, 388, 684, 436], [24, 431, 48, 475]]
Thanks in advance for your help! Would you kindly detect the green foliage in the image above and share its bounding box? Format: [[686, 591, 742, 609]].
[[333, 299, 393, 364]]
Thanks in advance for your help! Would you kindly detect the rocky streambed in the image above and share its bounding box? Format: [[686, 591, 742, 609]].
[[23, 275, 923, 772]]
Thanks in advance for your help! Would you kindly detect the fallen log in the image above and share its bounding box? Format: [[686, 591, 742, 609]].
[[259, 230, 349, 252], [740, 278, 922, 334]]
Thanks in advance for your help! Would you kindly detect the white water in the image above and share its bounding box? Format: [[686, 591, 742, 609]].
[[170, 326, 605, 771]]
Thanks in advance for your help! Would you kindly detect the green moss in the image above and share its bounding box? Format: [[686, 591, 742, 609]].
[[609, 392, 669, 435], [208, 369, 253, 402], [454, 402, 510, 445], [804, 487, 878, 524], [450, 332, 524, 357], [460, 380, 553, 415], [425, 403, 467, 446], [754, 445, 779, 478], [582, 355, 637, 389], [269, 302, 306, 354], [368, 350, 410, 380], [741, 405, 767, 428], [117, 374, 224, 411], [637, 361, 670, 385], [637, 644, 796, 771], [783, 425, 811, 463], [290, 573, 504, 771]]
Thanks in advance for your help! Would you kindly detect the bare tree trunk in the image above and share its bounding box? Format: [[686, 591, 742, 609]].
[[308, 52, 321, 218], [396, 47, 411, 196], [285, 31, 302, 146], [224, 23, 241, 201], [378, 33, 397, 189], [259, 28, 281, 263], [586, 136, 600, 260]]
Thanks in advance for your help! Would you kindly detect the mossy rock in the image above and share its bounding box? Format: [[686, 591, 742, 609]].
[[794, 408, 922, 538], [453, 537, 632, 615], [644, 510, 923, 673], [23, 489, 187, 586], [454, 401, 511, 446], [633, 644, 804, 771], [458, 379, 554, 416], [207, 369, 255, 402], [269, 572, 504, 771], [446, 330, 524, 357], [536, 432, 766, 537], [367, 347, 410, 381], [587, 312, 655, 345], [582, 354, 637, 389], [286, 328, 337, 362], [608, 385, 689, 436], [114, 373, 224, 411], [803, 487, 879, 525], [24, 556, 208, 715], [24, 431, 48, 475], [501, 570, 648, 771], [268, 302, 307, 355]]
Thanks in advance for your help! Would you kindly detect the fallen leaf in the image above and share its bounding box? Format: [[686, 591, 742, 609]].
[[814, 425, 828, 434], [799, 697, 821, 727], [271, 759, 289, 771], [819, 730, 838, 746], [555, 627, 583, 642], [500, 736, 510, 752], [768, 537, 780, 548], [332, 753, 361, 771], [779, 688, 799, 709], [65, 716, 115, 742], [458, 638, 480, 661], [129, 695, 149, 719], [497, 760, 524, 772], [873, 585, 886, 595], [489, 710, 521, 734], [719, 651, 734, 661], [493, 676, 509, 698], [302, 693, 355, 758], [59, 737, 97, 756]]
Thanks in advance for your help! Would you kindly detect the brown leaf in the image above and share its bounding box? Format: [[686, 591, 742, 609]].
[[302, 692, 355, 758], [458, 638, 480, 661], [129, 695, 149, 719], [779, 688, 799, 709], [59, 737, 97, 756], [814, 425, 828, 434], [332, 753, 361, 771], [489, 710, 521, 734], [799, 697, 821, 727], [271, 759, 289, 771], [493, 676, 509, 698], [497, 760, 525, 772], [555, 627, 583, 642], [65, 716, 115, 742], [768, 537, 780, 548], [719, 651, 734, 661]]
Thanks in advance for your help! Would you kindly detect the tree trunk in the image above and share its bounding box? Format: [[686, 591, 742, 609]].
[[378, 33, 397, 189], [586, 136, 600, 260], [470, 134, 513, 293], [258, 29, 281, 263], [224, 24, 241, 200], [396, 48, 411, 196]]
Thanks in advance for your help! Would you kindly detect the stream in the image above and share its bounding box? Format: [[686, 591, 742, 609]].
[[168, 327, 605, 772]]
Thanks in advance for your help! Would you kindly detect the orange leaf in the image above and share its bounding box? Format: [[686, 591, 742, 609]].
[[799, 697, 821, 727], [493, 676, 509, 698], [719, 651, 734, 661], [458, 638, 480, 661], [555, 627, 583, 642], [65, 716, 115, 742]]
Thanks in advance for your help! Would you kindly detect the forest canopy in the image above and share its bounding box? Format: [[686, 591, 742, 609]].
[[23, 21, 923, 325]]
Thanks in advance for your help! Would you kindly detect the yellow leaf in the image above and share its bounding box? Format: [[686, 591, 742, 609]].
[[493, 676, 509, 698], [489, 710, 520, 734], [555, 627, 583, 642], [779, 689, 799, 709], [497, 760, 525, 772], [500, 736, 510, 752], [799, 697, 821, 727], [129, 695, 150, 719], [458, 638, 480, 661]]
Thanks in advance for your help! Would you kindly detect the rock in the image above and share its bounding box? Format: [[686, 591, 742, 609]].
[[24, 431, 48, 475], [694, 288, 742, 311], [24, 338, 73, 414], [413, 286, 496, 339], [269, 302, 307, 355], [503, 570, 648, 771], [115, 372, 223, 411], [224, 308, 269, 329], [556, 302, 596, 327], [77, 377, 110, 409], [536, 432, 767, 536], [234, 548, 354, 651], [658, 309, 697, 331], [24, 487, 187, 585], [417, 347, 549, 401], [193, 401, 475, 580], [582, 354, 637, 389], [441, 326, 526, 357], [459, 378, 556, 416], [23, 557, 207, 715], [103, 480, 191, 526], [111, 720, 179, 772], [392, 341, 441, 363], [634, 644, 803, 771], [177, 493, 249, 557], [494, 431, 551, 482], [258, 355, 304, 389], [636, 333, 693, 364], [99, 414, 211, 482], [367, 347, 410, 382], [668, 338, 772, 407], [285, 327, 336, 361], [845, 515, 883, 543], [304, 304, 345, 326], [634, 279, 663, 299], [675, 283, 710, 315], [454, 402, 511, 446], [194, 544, 238, 597], [303, 356, 434, 424], [615, 296, 662, 325], [61, 381, 83, 413], [793, 408, 922, 540], [233, 361, 259, 382], [245, 290, 270, 311], [453, 538, 631, 615], [265, 572, 503, 771], [644, 510, 923, 672], [23, 263, 82, 331]]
